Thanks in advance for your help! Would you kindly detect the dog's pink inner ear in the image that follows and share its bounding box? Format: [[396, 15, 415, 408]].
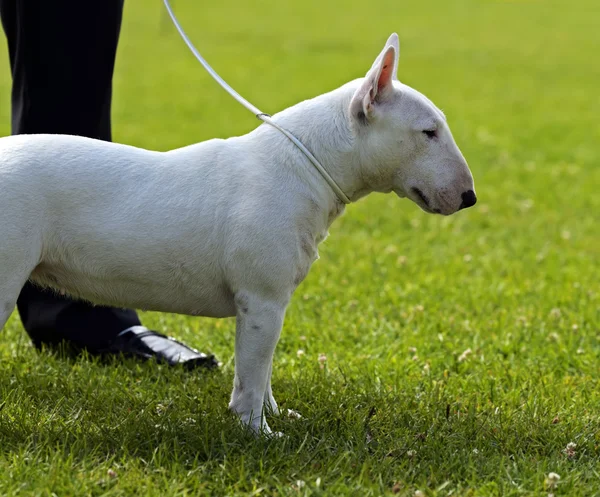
[[377, 49, 396, 94]]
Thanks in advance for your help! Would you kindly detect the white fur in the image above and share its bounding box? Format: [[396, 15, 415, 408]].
[[0, 34, 474, 434]]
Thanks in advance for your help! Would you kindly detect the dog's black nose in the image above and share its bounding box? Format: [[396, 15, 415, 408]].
[[459, 190, 477, 210]]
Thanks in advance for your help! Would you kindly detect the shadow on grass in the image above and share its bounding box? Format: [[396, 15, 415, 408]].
[[0, 349, 262, 463], [0, 350, 402, 472], [1, 347, 595, 493]]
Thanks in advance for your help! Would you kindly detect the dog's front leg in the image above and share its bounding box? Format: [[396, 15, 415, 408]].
[[263, 360, 280, 415], [264, 363, 302, 421], [229, 292, 286, 435]]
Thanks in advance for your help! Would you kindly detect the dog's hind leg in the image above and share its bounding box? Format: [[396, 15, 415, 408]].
[[229, 292, 288, 436], [0, 276, 27, 330], [0, 300, 16, 331], [0, 242, 40, 331], [0, 268, 34, 330]]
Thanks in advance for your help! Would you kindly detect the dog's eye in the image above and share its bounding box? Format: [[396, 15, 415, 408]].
[[423, 129, 437, 139]]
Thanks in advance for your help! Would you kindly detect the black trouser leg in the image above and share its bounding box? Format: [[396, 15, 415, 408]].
[[1, 0, 141, 350]]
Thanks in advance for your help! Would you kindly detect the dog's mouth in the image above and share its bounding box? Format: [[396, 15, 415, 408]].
[[410, 187, 441, 214], [411, 187, 429, 207]]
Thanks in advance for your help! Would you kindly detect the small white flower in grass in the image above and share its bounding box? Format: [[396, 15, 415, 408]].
[[315, 477, 321, 488], [411, 355, 419, 361], [572, 324, 579, 331], [107, 469, 117, 479], [286, 409, 302, 420], [548, 332, 560, 342], [297, 349, 305, 358], [564, 442, 577, 458], [549, 308, 561, 319], [458, 348, 472, 362], [384, 244, 398, 254], [472, 448, 479, 454], [414, 491, 425, 497], [577, 348, 584, 355], [318, 353, 327, 369], [516, 315, 529, 326], [520, 199, 534, 211], [545, 472, 560, 490], [295, 480, 306, 489], [299, 335, 307, 341], [409, 346, 417, 353], [423, 363, 430, 374], [406, 450, 416, 458]]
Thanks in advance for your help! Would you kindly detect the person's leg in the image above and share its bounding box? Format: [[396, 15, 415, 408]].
[[2, 0, 122, 139], [1, 0, 141, 351], [0, 0, 218, 367]]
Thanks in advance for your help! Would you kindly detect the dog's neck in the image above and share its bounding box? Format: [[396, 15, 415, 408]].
[[257, 82, 374, 207]]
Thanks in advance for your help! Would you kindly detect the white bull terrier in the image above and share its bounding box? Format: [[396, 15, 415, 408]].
[[0, 33, 475, 435]]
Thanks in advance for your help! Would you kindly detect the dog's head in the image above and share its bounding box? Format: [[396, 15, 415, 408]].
[[349, 33, 475, 215]]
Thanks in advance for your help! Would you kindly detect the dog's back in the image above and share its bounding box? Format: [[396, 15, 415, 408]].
[[0, 133, 256, 322], [0, 134, 190, 321]]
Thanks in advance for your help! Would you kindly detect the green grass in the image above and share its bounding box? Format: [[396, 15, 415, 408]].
[[1, 0, 599, 495]]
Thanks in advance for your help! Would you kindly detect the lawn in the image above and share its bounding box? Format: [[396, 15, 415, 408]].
[[0, 0, 599, 495]]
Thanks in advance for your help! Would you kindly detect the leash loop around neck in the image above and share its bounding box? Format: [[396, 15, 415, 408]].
[[162, 0, 351, 205]]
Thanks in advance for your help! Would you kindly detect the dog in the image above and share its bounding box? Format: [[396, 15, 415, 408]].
[[0, 33, 475, 435]]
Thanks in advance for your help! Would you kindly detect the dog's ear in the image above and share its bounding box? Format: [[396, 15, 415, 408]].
[[350, 33, 399, 122]]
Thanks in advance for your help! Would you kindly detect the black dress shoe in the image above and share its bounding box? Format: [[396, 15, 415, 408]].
[[104, 326, 219, 370]]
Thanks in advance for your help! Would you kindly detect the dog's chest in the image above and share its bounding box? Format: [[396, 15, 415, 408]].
[[292, 204, 337, 287]]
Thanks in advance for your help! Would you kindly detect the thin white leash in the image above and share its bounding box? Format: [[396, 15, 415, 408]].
[[162, 0, 351, 205]]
